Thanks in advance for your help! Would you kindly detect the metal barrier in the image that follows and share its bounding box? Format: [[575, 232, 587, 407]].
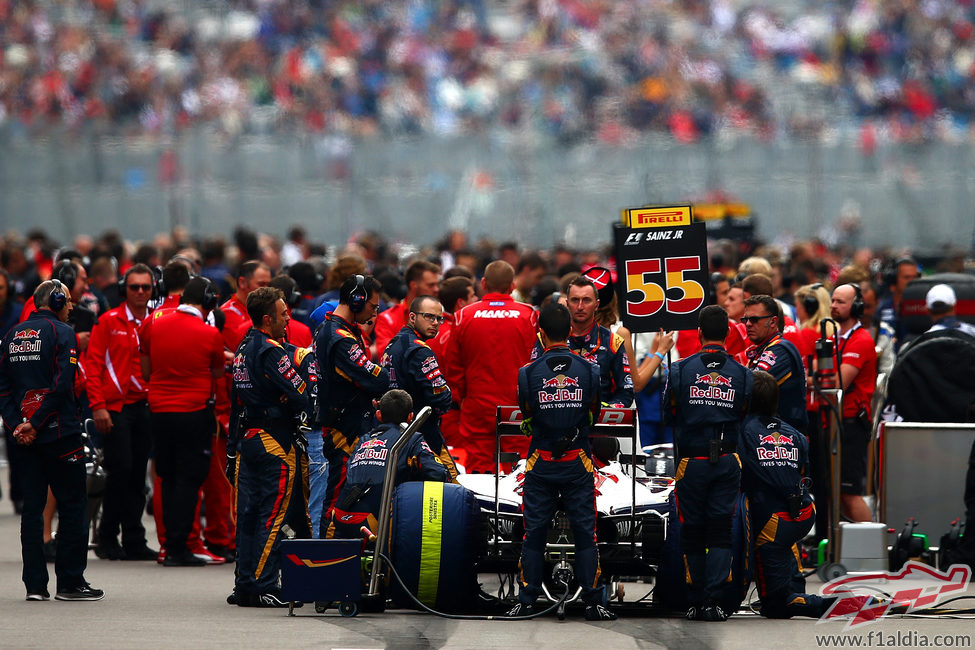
[[2, 129, 973, 251]]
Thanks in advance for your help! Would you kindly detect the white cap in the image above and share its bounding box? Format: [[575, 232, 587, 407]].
[[925, 283, 956, 311]]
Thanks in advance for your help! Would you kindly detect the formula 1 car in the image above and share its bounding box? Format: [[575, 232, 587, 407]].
[[456, 407, 687, 611]]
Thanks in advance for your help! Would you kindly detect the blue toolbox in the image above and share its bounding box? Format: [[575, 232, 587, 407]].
[[279, 538, 363, 616]]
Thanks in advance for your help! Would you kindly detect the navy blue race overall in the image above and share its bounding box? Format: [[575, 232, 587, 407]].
[[229, 329, 312, 602], [739, 414, 830, 618], [746, 333, 807, 432], [517, 343, 603, 606], [325, 422, 449, 539], [666, 343, 752, 608], [381, 326, 458, 479], [313, 312, 389, 531], [0, 310, 89, 596]]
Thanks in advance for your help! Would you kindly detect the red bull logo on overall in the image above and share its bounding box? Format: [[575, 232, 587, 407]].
[[13, 328, 40, 339], [757, 426, 798, 460], [538, 374, 583, 403], [689, 372, 736, 400]]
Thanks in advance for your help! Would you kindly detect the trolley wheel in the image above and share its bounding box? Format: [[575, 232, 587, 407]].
[[338, 601, 358, 617], [818, 562, 847, 582], [557, 601, 566, 621], [314, 601, 328, 614], [288, 602, 295, 617]]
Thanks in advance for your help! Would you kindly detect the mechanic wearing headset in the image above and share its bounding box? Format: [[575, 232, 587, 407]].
[[829, 284, 877, 523], [313, 274, 390, 533], [0, 280, 104, 601], [509, 303, 617, 621], [226, 287, 312, 607], [665, 304, 753, 622], [381, 294, 459, 480], [739, 370, 833, 619]]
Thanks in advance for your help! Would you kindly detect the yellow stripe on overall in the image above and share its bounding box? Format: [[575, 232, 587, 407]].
[[417, 481, 445, 605]]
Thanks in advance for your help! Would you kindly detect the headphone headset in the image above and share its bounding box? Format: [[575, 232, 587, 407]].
[[708, 272, 725, 306], [848, 283, 865, 319], [201, 278, 219, 312], [49, 279, 68, 312], [118, 267, 159, 300], [348, 274, 368, 313], [801, 283, 823, 317], [882, 256, 917, 288], [52, 260, 77, 296]]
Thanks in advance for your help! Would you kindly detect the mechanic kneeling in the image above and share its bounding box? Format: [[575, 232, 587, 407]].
[[739, 370, 834, 619], [324, 389, 449, 540], [508, 303, 616, 621]]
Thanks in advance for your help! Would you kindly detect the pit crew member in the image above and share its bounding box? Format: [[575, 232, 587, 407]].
[[381, 295, 458, 479], [446, 261, 537, 473], [532, 276, 633, 408], [509, 303, 617, 621], [741, 295, 806, 432], [324, 389, 448, 539], [140, 277, 224, 566], [313, 274, 389, 530], [666, 304, 753, 622], [0, 280, 104, 601], [830, 284, 877, 523], [85, 263, 158, 561], [227, 287, 312, 607], [739, 370, 833, 619]]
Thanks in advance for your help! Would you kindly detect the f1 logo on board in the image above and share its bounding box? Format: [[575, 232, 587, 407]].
[[819, 561, 971, 628]]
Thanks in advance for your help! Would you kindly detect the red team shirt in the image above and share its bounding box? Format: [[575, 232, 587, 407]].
[[140, 306, 223, 413], [836, 325, 877, 418], [220, 295, 249, 353]]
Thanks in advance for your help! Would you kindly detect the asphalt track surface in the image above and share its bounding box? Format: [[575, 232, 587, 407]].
[[1, 467, 975, 650]]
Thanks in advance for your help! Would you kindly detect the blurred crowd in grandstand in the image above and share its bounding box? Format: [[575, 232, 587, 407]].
[[2, 0, 974, 143]]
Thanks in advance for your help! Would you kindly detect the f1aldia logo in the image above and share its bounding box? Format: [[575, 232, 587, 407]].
[[819, 561, 971, 628]]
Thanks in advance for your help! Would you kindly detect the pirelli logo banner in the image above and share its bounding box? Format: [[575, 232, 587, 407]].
[[612, 220, 709, 332], [621, 205, 692, 229]]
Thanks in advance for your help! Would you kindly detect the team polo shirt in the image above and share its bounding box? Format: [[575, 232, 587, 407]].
[[142, 305, 223, 413], [837, 324, 877, 418], [220, 295, 249, 353]]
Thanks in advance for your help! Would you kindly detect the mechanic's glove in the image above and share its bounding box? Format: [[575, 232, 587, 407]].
[[297, 411, 312, 435], [520, 417, 533, 437], [225, 454, 237, 486]]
